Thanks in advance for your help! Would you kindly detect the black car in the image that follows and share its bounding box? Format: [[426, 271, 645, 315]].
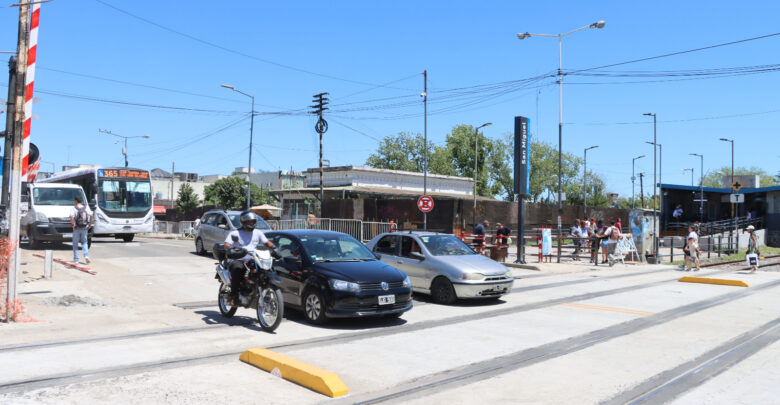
[[265, 230, 412, 324]]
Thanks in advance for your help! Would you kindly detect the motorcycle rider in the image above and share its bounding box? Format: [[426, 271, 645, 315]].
[[223, 210, 279, 306]]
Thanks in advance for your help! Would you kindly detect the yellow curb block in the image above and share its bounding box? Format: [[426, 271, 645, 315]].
[[679, 277, 749, 287], [239, 347, 348, 398]]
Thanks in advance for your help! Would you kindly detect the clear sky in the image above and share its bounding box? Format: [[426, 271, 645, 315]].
[[2, 0, 778, 198]]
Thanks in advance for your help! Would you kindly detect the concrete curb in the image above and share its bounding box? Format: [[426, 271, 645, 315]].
[[239, 347, 348, 397], [679, 276, 748, 287], [504, 263, 541, 271]]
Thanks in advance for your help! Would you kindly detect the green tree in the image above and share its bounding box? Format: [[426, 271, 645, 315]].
[[175, 183, 199, 213], [365, 132, 429, 173], [204, 176, 268, 210], [527, 140, 585, 204], [701, 166, 777, 188]]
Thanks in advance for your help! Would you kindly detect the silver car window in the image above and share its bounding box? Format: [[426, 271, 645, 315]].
[[400, 236, 422, 258], [419, 235, 474, 256], [374, 235, 398, 255]]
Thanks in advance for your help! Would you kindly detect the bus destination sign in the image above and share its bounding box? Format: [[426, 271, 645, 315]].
[[98, 169, 149, 179]]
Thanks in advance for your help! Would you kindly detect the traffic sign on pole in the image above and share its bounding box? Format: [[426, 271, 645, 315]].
[[732, 180, 743, 192], [417, 195, 434, 213], [730, 193, 744, 203]]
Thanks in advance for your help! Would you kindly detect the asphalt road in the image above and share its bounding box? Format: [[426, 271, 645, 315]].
[[2, 237, 779, 404]]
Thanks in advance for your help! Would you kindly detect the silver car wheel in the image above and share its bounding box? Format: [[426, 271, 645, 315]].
[[305, 293, 321, 320]]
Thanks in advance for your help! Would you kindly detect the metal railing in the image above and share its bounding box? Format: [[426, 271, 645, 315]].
[[667, 216, 763, 236]]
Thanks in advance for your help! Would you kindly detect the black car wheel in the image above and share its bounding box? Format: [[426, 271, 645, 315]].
[[431, 277, 457, 305], [28, 227, 41, 249], [122, 234, 134, 242], [303, 288, 327, 324], [195, 238, 206, 255]]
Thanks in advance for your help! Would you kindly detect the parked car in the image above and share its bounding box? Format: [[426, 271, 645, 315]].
[[21, 183, 91, 248], [194, 209, 271, 255], [265, 230, 412, 324], [365, 232, 514, 304]]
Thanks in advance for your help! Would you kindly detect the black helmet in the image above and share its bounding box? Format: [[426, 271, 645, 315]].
[[239, 210, 258, 231]]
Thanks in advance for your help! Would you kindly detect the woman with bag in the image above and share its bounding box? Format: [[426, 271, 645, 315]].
[[746, 225, 759, 273]]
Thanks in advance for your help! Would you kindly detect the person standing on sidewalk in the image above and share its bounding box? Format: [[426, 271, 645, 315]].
[[69, 196, 93, 264], [746, 225, 760, 273]]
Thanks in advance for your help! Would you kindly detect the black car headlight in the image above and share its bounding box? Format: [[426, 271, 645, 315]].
[[329, 279, 360, 292]]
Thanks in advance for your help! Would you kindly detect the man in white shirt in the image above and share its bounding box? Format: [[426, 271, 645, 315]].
[[223, 211, 278, 305], [687, 225, 698, 245], [69, 196, 93, 264]]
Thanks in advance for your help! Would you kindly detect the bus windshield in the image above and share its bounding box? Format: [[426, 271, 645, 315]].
[[98, 179, 152, 213], [33, 187, 85, 206]]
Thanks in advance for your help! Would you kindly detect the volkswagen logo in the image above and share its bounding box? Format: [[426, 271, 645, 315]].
[[380, 282, 389, 291]]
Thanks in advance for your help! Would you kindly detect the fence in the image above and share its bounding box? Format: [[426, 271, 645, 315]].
[[147, 218, 391, 242]]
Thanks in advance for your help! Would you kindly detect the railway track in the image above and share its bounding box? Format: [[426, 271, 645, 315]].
[[0, 267, 730, 395]]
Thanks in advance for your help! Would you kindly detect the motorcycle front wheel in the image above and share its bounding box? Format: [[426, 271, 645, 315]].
[[218, 283, 237, 318], [257, 285, 284, 332]]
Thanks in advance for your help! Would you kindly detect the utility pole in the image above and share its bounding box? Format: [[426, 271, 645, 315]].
[[170, 162, 175, 208], [422, 70, 428, 230], [6, 0, 31, 321], [639, 173, 645, 208], [310, 93, 329, 214], [2, 56, 16, 207]]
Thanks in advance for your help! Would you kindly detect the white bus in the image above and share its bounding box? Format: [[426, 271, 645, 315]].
[[39, 167, 153, 241]]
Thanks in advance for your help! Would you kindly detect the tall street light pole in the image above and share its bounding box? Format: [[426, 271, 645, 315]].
[[690, 153, 704, 222], [473, 122, 492, 228], [98, 129, 150, 168], [632, 155, 645, 209], [682, 168, 694, 186], [643, 113, 658, 256], [221, 84, 255, 210], [422, 70, 428, 230], [583, 145, 598, 218], [518, 20, 605, 263], [720, 138, 736, 242]]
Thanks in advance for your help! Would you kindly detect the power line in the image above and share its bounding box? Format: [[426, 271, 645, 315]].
[[567, 32, 780, 74], [94, 0, 416, 90], [566, 108, 780, 126]]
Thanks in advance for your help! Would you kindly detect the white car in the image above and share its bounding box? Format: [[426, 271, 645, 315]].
[[365, 232, 514, 304], [21, 183, 90, 248]]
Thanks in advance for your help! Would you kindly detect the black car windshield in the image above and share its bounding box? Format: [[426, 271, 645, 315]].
[[33, 187, 85, 206], [419, 235, 475, 256], [299, 234, 376, 262], [228, 214, 271, 230]]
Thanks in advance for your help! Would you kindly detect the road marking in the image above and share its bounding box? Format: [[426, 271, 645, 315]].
[[562, 303, 655, 316]]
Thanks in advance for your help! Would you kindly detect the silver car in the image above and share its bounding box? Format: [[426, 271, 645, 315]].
[[194, 209, 271, 255], [365, 232, 514, 304]]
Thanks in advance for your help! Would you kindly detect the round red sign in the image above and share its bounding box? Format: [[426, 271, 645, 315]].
[[417, 195, 434, 213]]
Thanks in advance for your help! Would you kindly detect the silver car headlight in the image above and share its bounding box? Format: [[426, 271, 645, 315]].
[[329, 279, 360, 292], [461, 273, 484, 281], [35, 211, 48, 222], [505, 270, 513, 278], [402, 275, 411, 288]]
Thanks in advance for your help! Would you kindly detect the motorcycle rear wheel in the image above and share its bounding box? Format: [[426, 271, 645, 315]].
[[257, 286, 284, 332], [218, 283, 237, 318]]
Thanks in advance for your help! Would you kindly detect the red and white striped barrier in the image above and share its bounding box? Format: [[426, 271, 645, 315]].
[[33, 253, 96, 275], [22, 2, 41, 181]]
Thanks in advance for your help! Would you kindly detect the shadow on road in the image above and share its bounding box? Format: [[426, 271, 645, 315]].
[[411, 292, 506, 307], [194, 309, 265, 332], [283, 308, 408, 330]]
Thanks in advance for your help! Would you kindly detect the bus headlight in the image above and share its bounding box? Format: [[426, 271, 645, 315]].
[[96, 212, 110, 224], [144, 216, 153, 224]]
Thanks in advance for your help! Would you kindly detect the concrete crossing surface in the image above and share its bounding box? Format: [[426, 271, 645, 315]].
[[1, 237, 778, 404]]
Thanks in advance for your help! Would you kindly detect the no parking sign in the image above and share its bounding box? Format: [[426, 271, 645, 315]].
[[417, 195, 434, 213]]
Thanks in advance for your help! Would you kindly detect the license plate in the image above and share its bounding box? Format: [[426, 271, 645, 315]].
[[494, 285, 503, 291], [378, 295, 395, 305], [62, 233, 72, 238]]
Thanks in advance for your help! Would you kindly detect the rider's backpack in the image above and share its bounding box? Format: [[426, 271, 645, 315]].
[[75, 205, 89, 228]]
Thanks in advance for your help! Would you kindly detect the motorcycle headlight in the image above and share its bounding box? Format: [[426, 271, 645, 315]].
[[329, 279, 360, 292], [35, 211, 48, 222], [402, 275, 411, 288]]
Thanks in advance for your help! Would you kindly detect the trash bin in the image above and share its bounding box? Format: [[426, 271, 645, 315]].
[[645, 253, 658, 264], [489, 245, 507, 262]]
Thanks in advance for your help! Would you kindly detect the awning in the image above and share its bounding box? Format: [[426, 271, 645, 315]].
[[251, 204, 282, 212], [153, 205, 167, 214]]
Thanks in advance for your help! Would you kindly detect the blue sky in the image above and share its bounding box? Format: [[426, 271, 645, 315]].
[[1, 0, 778, 198]]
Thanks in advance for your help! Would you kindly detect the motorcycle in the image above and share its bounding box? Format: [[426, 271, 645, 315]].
[[213, 237, 284, 332]]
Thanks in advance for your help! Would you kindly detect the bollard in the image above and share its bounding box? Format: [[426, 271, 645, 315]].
[[44, 249, 53, 278]]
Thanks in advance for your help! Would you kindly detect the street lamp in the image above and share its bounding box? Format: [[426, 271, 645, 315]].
[[720, 137, 736, 241], [221, 84, 255, 210], [632, 155, 645, 209], [517, 20, 605, 263], [689, 153, 704, 222], [473, 122, 492, 228], [682, 168, 694, 186], [98, 129, 150, 168], [583, 145, 598, 218]]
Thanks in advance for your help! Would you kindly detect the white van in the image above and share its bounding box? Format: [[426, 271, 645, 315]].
[[21, 183, 89, 248]]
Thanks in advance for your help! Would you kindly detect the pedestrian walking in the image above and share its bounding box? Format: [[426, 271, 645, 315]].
[[746, 225, 759, 273], [69, 196, 93, 264], [570, 220, 582, 260], [473, 220, 488, 252], [684, 234, 701, 271]]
